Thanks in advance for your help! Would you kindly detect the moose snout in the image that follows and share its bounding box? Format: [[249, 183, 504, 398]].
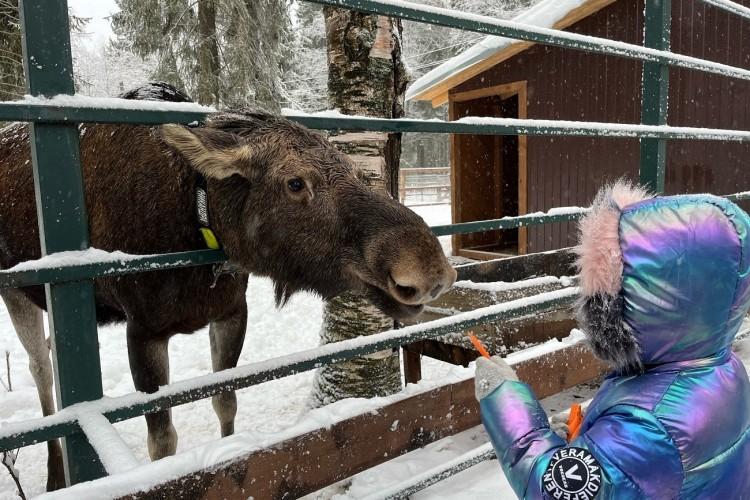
[[388, 259, 457, 306]]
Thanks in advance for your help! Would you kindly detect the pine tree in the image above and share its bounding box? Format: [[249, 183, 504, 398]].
[[0, 0, 22, 101], [283, 2, 327, 111], [0, 1, 92, 101], [112, 0, 291, 110]]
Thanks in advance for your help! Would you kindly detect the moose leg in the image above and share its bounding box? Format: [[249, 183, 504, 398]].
[[209, 305, 247, 437], [125, 323, 177, 460], [0, 289, 65, 491]]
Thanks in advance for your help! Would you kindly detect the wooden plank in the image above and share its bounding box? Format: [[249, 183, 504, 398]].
[[449, 98, 461, 255], [454, 247, 576, 283], [122, 343, 607, 500], [518, 82, 529, 254], [402, 347, 422, 384], [450, 80, 527, 103], [457, 248, 516, 261], [450, 83, 529, 257]]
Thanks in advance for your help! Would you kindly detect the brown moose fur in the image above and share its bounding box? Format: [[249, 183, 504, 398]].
[[0, 107, 454, 489]]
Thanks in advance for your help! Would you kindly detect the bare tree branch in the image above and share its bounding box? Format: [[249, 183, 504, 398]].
[[1, 450, 26, 500]]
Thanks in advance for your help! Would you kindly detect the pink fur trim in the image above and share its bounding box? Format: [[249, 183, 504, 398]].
[[576, 180, 651, 296]]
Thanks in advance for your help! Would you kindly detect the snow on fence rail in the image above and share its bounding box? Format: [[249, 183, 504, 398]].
[[0, 287, 579, 452], [7, 101, 750, 143], [32, 324, 597, 500], [362, 442, 497, 500], [308, 0, 750, 84], [699, 0, 750, 21]]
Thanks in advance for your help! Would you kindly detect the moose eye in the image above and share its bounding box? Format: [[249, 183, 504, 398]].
[[287, 178, 304, 193]]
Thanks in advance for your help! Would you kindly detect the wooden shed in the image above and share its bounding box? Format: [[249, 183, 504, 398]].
[[407, 0, 750, 258]]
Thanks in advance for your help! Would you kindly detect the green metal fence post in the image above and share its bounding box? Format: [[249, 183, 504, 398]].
[[19, 0, 106, 484], [640, 0, 671, 193]]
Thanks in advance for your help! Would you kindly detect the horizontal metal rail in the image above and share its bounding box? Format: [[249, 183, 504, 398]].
[[431, 209, 586, 237], [0, 249, 226, 289], [4, 104, 750, 142], [3, 190, 749, 288], [0, 287, 578, 451], [288, 114, 750, 140], [700, 0, 750, 21], [0, 101, 209, 125], [307, 0, 750, 82]]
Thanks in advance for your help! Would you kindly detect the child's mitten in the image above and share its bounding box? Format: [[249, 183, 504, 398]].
[[474, 355, 518, 401]]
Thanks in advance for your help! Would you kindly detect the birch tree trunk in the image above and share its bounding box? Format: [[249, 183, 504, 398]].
[[309, 8, 408, 407]]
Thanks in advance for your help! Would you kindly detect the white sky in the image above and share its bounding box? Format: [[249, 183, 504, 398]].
[[68, 0, 119, 48]]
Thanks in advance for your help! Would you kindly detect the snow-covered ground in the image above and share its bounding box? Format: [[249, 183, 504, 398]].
[[0, 205, 455, 499], [2, 202, 749, 499]]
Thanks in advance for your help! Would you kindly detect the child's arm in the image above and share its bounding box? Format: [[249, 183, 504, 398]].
[[480, 382, 683, 499]]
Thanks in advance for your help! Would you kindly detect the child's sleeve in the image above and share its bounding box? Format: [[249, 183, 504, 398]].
[[480, 381, 683, 499]]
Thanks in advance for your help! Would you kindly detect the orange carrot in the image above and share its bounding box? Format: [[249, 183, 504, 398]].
[[467, 332, 491, 359], [567, 403, 584, 442]]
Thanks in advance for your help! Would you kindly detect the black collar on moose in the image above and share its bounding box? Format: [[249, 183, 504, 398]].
[[195, 172, 221, 250], [188, 119, 221, 250]]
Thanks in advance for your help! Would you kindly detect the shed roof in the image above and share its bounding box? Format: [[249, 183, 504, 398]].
[[406, 0, 616, 106]]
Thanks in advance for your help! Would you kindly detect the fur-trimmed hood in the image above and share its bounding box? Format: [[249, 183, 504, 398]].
[[576, 181, 750, 371]]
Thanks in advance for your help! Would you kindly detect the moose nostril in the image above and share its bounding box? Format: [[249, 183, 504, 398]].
[[395, 283, 418, 300]]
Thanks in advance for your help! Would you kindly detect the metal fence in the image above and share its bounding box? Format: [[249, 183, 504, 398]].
[[1, 0, 750, 493], [399, 167, 451, 205]]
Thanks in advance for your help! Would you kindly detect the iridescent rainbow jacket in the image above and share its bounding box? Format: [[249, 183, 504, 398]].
[[480, 185, 750, 499]]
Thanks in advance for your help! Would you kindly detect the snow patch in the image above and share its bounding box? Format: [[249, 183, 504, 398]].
[[17, 94, 214, 113], [454, 275, 573, 293], [4, 248, 155, 273]]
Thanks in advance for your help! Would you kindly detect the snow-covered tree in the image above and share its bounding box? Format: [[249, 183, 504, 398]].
[[309, 7, 408, 407], [0, 0, 22, 101], [282, 1, 327, 111], [71, 37, 156, 98], [0, 1, 92, 101], [112, 0, 291, 110]]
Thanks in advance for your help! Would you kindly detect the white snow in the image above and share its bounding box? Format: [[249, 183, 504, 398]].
[[404, 0, 750, 101], [76, 411, 139, 475], [15, 94, 214, 113], [0, 276, 326, 499], [3, 249, 155, 273], [506, 328, 586, 365], [29, 326, 591, 499], [0, 286, 581, 449], [453, 116, 750, 141], [454, 275, 573, 293], [411, 204, 452, 255], [702, 0, 750, 20]]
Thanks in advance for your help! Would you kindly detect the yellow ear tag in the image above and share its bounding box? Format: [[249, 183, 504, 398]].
[[200, 227, 221, 249]]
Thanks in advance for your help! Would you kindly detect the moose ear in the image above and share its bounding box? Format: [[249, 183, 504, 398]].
[[160, 124, 253, 179]]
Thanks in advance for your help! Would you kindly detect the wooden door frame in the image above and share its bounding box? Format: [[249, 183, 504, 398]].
[[449, 81, 529, 255]]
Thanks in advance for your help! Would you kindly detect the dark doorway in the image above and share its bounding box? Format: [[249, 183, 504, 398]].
[[450, 85, 524, 260]]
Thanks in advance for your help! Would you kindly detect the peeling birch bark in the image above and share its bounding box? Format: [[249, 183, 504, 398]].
[[309, 7, 408, 407]]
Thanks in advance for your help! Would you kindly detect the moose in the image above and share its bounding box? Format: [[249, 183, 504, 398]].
[[0, 83, 455, 490]]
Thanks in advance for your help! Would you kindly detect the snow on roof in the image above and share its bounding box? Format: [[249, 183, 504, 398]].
[[406, 0, 599, 102]]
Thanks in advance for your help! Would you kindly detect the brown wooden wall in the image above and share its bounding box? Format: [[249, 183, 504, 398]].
[[450, 0, 750, 252]]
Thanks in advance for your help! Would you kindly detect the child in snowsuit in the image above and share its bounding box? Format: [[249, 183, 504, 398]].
[[474, 182, 750, 499]]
